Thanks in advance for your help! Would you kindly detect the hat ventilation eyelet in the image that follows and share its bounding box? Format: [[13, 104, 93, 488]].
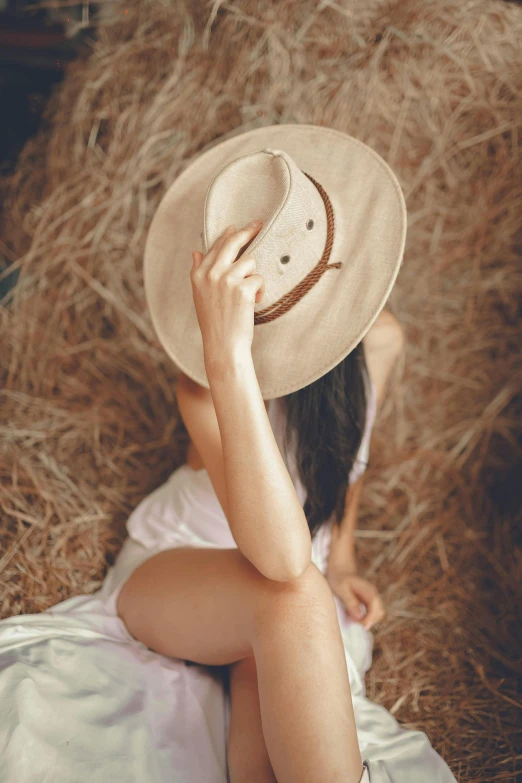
[[280, 254, 291, 265], [306, 219, 314, 230]]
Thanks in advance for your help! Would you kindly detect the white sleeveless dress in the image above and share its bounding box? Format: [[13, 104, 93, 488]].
[[0, 376, 458, 783], [98, 373, 378, 616]]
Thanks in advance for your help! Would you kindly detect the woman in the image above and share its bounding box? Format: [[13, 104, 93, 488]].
[[0, 127, 457, 783], [115, 218, 399, 783]]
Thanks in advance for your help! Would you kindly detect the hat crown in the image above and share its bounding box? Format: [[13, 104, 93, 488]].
[[203, 147, 330, 307], [144, 122, 407, 397]]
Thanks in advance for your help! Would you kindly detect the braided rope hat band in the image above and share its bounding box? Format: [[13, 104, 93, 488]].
[[144, 123, 407, 399], [253, 171, 342, 325]]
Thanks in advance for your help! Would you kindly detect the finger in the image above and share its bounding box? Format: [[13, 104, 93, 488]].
[[191, 250, 204, 270], [212, 224, 237, 254], [255, 277, 265, 303], [349, 576, 378, 604], [227, 256, 265, 302], [192, 225, 236, 273], [213, 220, 263, 273], [362, 596, 386, 630], [342, 588, 366, 622], [331, 581, 365, 622], [347, 577, 380, 627], [240, 274, 265, 303], [226, 254, 257, 280], [212, 224, 236, 247], [193, 224, 231, 268]]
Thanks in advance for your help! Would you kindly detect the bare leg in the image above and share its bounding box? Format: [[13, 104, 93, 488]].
[[252, 562, 362, 783], [227, 655, 278, 783], [117, 547, 363, 783]]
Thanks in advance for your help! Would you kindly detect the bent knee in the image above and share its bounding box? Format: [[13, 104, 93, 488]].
[[255, 560, 333, 621], [273, 559, 328, 595]]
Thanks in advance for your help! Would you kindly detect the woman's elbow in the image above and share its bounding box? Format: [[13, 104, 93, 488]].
[[256, 540, 312, 583]]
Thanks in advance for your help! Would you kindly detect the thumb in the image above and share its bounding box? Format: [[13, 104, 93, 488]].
[[191, 250, 204, 269]]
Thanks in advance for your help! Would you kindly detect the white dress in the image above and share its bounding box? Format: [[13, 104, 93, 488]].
[[0, 377, 457, 783]]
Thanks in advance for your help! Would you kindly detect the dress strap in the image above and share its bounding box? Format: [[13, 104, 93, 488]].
[[358, 759, 372, 782]]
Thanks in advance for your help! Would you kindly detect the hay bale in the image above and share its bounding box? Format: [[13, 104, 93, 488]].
[[1, 0, 521, 779]]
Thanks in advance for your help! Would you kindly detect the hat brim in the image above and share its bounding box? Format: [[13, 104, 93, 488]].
[[144, 123, 407, 399]]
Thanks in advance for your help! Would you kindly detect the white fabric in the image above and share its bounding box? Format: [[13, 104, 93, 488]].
[[0, 379, 457, 783]]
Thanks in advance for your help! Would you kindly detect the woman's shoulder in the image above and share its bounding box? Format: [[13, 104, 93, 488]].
[[363, 310, 404, 413], [362, 309, 405, 352]]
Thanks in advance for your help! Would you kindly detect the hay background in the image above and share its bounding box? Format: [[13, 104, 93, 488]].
[[1, 0, 521, 780]]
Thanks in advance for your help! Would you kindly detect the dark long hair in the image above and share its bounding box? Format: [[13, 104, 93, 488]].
[[280, 341, 370, 540]]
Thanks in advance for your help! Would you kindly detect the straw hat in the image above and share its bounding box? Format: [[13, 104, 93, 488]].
[[144, 123, 407, 399]]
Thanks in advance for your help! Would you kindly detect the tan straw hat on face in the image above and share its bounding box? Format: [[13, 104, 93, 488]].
[[144, 123, 407, 399]]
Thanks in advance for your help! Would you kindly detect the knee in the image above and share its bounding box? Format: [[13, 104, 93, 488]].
[[285, 559, 329, 595], [255, 560, 334, 624], [281, 558, 329, 592]]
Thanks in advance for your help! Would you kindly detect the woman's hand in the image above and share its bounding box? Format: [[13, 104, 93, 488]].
[[191, 220, 265, 368], [327, 570, 386, 630]]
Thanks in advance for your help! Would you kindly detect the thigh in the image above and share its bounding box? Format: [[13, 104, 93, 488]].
[[116, 546, 270, 666]]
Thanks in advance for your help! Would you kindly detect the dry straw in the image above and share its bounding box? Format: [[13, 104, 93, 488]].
[[1, 0, 521, 780]]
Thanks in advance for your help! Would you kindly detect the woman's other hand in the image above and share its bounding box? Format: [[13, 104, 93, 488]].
[[327, 570, 386, 630], [191, 220, 265, 368]]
